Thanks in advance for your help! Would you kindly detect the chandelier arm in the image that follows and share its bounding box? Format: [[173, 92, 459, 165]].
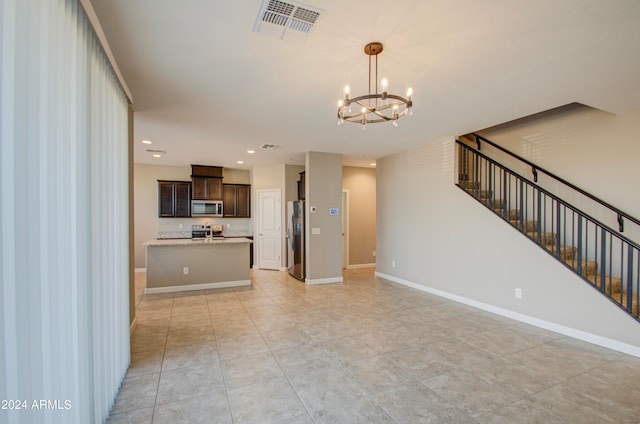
[[352, 99, 392, 121], [341, 111, 392, 123], [349, 94, 411, 107], [343, 116, 388, 124]]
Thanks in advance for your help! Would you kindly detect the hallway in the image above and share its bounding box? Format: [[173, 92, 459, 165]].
[[108, 268, 640, 423]]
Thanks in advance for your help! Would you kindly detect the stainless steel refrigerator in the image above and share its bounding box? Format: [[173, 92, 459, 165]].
[[287, 200, 305, 281]]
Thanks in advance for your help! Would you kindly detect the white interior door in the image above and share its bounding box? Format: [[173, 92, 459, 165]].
[[257, 189, 281, 270], [342, 190, 349, 269]]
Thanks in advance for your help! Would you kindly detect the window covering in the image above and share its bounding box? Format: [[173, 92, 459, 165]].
[[1, 0, 130, 422]]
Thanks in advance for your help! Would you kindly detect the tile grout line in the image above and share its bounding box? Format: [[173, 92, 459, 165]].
[[207, 287, 237, 424], [149, 295, 174, 424], [245, 273, 320, 424]]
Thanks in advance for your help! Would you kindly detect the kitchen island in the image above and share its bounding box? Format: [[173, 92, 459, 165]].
[[143, 238, 253, 294]]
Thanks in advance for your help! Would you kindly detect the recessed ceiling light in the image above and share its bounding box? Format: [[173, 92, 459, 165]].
[[152, 154, 162, 158], [247, 150, 255, 154], [237, 160, 244, 164], [142, 139, 152, 144]]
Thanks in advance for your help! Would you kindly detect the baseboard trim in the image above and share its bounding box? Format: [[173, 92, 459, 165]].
[[347, 263, 376, 269], [134, 267, 146, 273], [306, 276, 343, 285], [145, 280, 251, 294], [375, 271, 640, 358], [279, 267, 288, 272], [129, 317, 137, 336]]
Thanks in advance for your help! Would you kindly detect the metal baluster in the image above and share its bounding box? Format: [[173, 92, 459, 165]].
[[577, 215, 583, 276], [556, 201, 561, 259], [503, 170, 508, 221], [474, 151, 479, 199], [627, 242, 633, 311], [536, 189, 542, 245], [519, 179, 524, 234], [600, 227, 606, 294], [635, 249, 640, 318], [487, 163, 495, 210]]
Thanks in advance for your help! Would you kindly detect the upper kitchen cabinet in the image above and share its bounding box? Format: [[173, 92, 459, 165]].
[[158, 180, 191, 218], [223, 184, 251, 218], [191, 164, 224, 200], [192, 177, 223, 200]]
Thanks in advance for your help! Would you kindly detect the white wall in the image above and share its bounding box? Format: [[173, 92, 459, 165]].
[[376, 106, 640, 354]]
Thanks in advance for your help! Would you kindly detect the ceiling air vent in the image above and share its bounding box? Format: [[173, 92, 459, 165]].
[[253, 0, 321, 39], [260, 144, 280, 150]]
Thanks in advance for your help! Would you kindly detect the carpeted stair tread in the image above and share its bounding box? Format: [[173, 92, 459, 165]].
[[510, 219, 538, 232], [545, 244, 578, 261], [565, 258, 597, 276], [525, 231, 557, 245], [619, 292, 639, 315], [590, 274, 622, 295], [494, 208, 520, 220], [465, 189, 493, 198], [481, 198, 504, 209]]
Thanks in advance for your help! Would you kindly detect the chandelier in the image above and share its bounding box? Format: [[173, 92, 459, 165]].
[[337, 42, 413, 128]]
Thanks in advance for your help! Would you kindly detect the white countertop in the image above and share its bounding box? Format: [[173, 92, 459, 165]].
[[144, 237, 253, 247]]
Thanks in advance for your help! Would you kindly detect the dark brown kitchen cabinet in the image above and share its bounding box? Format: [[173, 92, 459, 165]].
[[158, 180, 191, 217], [223, 184, 251, 218], [192, 177, 223, 200]]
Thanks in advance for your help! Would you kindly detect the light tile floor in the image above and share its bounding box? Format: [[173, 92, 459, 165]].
[[108, 268, 640, 424]]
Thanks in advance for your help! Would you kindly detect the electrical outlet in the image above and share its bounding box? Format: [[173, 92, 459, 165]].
[[515, 288, 522, 299], [183, 267, 189, 275], [178, 223, 183, 229], [391, 260, 396, 268], [226, 223, 231, 229], [372, 251, 376, 257]]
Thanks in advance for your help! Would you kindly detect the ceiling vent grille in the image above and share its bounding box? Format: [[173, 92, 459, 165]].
[[260, 144, 280, 150], [253, 0, 321, 39]]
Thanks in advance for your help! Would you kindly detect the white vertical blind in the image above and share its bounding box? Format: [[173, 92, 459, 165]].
[[0, 0, 130, 423]]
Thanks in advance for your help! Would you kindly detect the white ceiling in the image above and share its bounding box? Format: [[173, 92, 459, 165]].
[[90, 0, 640, 169]]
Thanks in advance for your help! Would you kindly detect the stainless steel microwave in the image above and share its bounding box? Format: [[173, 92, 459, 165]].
[[191, 200, 223, 217]]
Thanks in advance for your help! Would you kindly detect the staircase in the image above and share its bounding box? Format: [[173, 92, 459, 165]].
[[457, 134, 639, 320]]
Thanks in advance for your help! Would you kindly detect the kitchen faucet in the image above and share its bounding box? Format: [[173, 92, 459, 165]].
[[204, 221, 212, 240]]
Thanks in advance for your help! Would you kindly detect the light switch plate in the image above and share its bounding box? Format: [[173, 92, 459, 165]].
[[312, 227, 321, 235], [310, 206, 317, 213]]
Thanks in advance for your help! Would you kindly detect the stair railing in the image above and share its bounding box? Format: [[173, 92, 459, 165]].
[[456, 136, 639, 320]]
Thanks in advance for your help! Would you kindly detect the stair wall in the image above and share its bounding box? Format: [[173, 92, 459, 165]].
[[376, 119, 640, 354]]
